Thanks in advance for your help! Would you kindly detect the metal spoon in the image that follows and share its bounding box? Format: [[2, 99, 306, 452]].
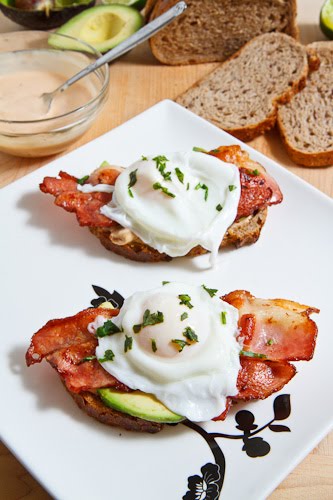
[[42, 1, 187, 112]]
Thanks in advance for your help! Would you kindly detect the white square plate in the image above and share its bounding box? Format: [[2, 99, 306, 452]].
[[1, 100, 332, 500]]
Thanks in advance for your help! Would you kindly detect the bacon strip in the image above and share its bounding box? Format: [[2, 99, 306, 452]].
[[223, 290, 319, 361], [47, 341, 129, 393], [26, 307, 119, 366], [208, 145, 283, 218], [235, 358, 296, 400]]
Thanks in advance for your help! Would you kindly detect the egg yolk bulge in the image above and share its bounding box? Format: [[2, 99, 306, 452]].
[[100, 151, 241, 259], [94, 283, 241, 422]]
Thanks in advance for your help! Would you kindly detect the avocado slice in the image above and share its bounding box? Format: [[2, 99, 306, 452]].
[[53, 5, 143, 53], [97, 389, 185, 423]]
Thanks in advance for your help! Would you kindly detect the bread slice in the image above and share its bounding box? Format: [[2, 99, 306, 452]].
[[277, 42, 333, 167], [89, 209, 267, 263], [176, 33, 316, 142], [146, 0, 298, 65]]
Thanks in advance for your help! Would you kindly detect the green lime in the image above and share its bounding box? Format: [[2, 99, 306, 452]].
[[320, 0, 333, 39], [101, 0, 146, 11]]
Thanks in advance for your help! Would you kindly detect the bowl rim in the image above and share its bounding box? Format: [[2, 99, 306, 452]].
[[0, 30, 110, 125]]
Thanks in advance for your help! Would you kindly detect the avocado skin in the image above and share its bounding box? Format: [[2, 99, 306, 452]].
[[0, 0, 95, 29]]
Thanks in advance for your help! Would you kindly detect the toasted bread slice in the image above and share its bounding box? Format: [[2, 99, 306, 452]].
[[277, 41, 333, 167], [176, 33, 318, 142], [146, 0, 298, 65], [89, 209, 267, 263]]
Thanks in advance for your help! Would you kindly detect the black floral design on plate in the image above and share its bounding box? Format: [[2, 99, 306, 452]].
[[89, 286, 292, 500]]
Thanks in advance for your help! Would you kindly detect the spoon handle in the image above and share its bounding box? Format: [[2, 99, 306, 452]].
[[59, 1, 187, 93]]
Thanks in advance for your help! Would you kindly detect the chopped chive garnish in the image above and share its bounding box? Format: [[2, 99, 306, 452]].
[[179, 294, 193, 309], [183, 327, 198, 343], [151, 339, 157, 353], [153, 155, 171, 181], [195, 182, 209, 201], [141, 155, 148, 161], [266, 339, 275, 346], [202, 284, 218, 297], [162, 281, 170, 285], [240, 350, 267, 359], [124, 335, 133, 353], [228, 185, 237, 192], [171, 339, 190, 352], [175, 167, 184, 184], [153, 182, 176, 198], [221, 311, 227, 325], [180, 312, 188, 321], [133, 309, 164, 333], [216, 204, 223, 212], [77, 175, 89, 185], [98, 349, 115, 363], [193, 146, 207, 153], [96, 320, 122, 337], [252, 169, 260, 176], [79, 355, 96, 364], [186, 182, 190, 191], [128, 169, 138, 198]]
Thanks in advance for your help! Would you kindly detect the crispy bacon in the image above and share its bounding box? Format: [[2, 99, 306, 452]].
[[208, 145, 283, 218], [26, 307, 119, 366], [223, 290, 319, 361], [235, 358, 296, 400], [40, 167, 121, 228], [47, 341, 129, 393]]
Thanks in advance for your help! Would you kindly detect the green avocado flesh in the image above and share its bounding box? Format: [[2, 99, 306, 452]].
[[101, 0, 146, 10], [53, 4, 143, 52], [321, 0, 333, 39], [97, 389, 185, 423]]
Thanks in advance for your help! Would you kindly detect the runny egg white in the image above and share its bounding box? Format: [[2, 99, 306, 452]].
[[100, 151, 240, 262], [93, 283, 242, 422]]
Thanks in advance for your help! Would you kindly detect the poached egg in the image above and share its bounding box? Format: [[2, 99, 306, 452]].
[[92, 283, 242, 422]]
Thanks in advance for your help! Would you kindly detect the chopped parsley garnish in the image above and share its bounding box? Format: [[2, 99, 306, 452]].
[[216, 204, 223, 212], [192, 146, 207, 153], [133, 309, 164, 333], [128, 168, 138, 198], [252, 169, 260, 176], [195, 182, 209, 201], [240, 350, 267, 359], [221, 311, 227, 325], [151, 339, 157, 352], [124, 335, 133, 353], [202, 284, 218, 297], [153, 182, 176, 198], [162, 281, 170, 285], [183, 327, 198, 343], [175, 167, 184, 184], [266, 338, 275, 346], [228, 185, 237, 192], [77, 175, 89, 185], [153, 155, 172, 181], [180, 312, 188, 321], [179, 294, 193, 309], [98, 349, 115, 363], [171, 339, 190, 352], [96, 320, 122, 337], [186, 182, 190, 191], [141, 155, 148, 161], [79, 355, 96, 364]]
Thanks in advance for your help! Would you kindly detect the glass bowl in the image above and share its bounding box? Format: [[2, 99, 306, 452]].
[[0, 31, 109, 158]]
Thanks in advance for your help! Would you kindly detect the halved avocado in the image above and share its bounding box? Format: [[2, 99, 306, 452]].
[[97, 389, 185, 423], [320, 0, 333, 39], [0, 0, 95, 29], [101, 0, 146, 11], [53, 4, 143, 53]]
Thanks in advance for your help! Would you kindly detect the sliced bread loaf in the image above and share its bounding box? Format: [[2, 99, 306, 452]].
[[277, 41, 333, 167], [146, 0, 298, 65], [176, 33, 316, 142]]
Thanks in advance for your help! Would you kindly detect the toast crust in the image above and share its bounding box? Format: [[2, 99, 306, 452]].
[[89, 209, 267, 263], [70, 390, 164, 433]]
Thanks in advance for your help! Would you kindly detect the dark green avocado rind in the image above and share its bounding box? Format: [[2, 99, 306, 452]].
[[0, 0, 95, 29], [53, 5, 143, 53]]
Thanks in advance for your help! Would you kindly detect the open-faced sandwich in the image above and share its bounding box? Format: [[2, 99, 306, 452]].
[[40, 146, 282, 263], [26, 282, 318, 433]]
